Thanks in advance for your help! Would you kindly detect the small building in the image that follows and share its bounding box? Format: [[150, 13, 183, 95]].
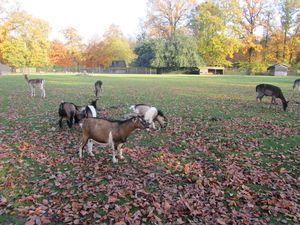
[[110, 60, 127, 74], [199, 67, 224, 75], [267, 63, 288, 76], [0, 64, 11, 75]]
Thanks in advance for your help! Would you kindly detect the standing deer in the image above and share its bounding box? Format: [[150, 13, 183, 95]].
[[292, 79, 300, 91], [94, 80, 103, 96], [24, 74, 46, 97], [256, 84, 289, 111]]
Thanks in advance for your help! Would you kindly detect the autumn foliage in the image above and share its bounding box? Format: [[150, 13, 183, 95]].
[[0, 74, 299, 224]]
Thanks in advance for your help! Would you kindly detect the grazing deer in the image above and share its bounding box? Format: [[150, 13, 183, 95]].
[[256, 84, 289, 111], [94, 80, 103, 96], [24, 74, 46, 97], [293, 79, 300, 91]]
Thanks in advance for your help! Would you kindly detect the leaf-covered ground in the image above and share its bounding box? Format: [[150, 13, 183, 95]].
[[0, 74, 299, 225]]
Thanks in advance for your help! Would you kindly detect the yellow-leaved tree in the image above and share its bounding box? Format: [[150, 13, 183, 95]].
[[191, 0, 241, 66], [60, 27, 85, 71], [0, 2, 51, 68]]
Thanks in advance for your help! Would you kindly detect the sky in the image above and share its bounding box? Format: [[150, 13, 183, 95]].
[[19, 0, 148, 43]]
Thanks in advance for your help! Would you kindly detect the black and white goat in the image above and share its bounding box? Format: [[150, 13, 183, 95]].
[[81, 99, 98, 119], [78, 114, 149, 163], [24, 74, 46, 97], [58, 101, 80, 128], [94, 80, 103, 96], [128, 104, 168, 129], [256, 84, 289, 111]]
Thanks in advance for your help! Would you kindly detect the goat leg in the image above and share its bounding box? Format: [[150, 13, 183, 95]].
[[118, 144, 124, 160], [87, 139, 95, 156]]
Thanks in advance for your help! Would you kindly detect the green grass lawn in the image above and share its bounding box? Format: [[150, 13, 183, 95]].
[[0, 73, 299, 224]]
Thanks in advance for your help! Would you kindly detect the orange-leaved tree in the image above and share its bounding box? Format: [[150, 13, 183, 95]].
[[49, 39, 72, 67]]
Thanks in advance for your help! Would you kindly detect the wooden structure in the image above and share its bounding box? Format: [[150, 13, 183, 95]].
[[267, 63, 288, 76], [199, 67, 224, 75], [0, 64, 11, 75], [110, 60, 127, 74]]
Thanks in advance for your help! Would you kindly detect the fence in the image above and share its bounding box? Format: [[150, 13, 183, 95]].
[[37, 66, 158, 74], [30, 66, 300, 76]]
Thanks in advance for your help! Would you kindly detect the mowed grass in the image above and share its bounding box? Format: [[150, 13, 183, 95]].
[[0, 73, 300, 224]]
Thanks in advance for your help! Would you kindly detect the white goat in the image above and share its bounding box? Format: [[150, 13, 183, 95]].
[[129, 104, 168, 129]]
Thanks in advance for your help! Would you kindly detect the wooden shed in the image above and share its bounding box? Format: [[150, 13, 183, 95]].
[[267, 63, 288, 76], [199, 67, 224, 75], [110, 60, 127, 74]]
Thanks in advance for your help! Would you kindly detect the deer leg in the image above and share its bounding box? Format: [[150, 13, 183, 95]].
[[41, 87, 45, 98]]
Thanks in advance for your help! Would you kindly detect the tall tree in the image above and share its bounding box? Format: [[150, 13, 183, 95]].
[[102, 24, 135, 65], [0, 5, 51, 68], [143, 0, 197, 38], [49, 39, 72, 67], [190, 0, 240, 66], [238, 0, 268, 67], [279, 0, 300, 63], [135, 33, 204, 70], [60, 27, 85, 71]]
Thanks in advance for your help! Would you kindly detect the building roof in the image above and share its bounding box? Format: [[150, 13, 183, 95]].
[[267, 63, 289, 70]]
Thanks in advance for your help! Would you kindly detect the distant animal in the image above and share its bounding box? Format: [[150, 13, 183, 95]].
[[292, 79, 300, 91], [94, 80, 103, 96], [81, 99, 98, 119], [78, 114, 150, 163], [256, 84, 289, 111], [58, 101, 80, 128], [129, 104, 168, 129], [24, 74, 46, 97]]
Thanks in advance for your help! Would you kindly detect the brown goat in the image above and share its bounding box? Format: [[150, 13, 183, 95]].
[[79, 115, 149, 163], [58, 101, 80, 128]]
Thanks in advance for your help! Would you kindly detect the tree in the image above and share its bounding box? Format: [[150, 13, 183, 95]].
[[238, 0, 268, 67], [60, 27, 85, 71], [134, 40, 156, 67], [0, 6, 51, 68], [190, 0, 240, 66], [135, 33, 204, 71], [279, 0, 300, 63], [49, 39, 72, 67], [143, 0, 197, 38], [102, 24, 135, 65]]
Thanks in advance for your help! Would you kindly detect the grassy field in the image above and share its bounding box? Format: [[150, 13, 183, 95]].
[[0, 73, 299, 225]]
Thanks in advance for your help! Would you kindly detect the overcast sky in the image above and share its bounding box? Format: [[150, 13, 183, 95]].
[[20, 0, 148, 43]]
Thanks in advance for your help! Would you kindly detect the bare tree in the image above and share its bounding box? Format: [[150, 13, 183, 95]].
[[143, 0, 197, 38]]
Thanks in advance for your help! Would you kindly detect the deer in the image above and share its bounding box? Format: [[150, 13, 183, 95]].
[[24, 74, 46, 98], [256, 84, 289, 111], [292, 79, 300, 91]]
